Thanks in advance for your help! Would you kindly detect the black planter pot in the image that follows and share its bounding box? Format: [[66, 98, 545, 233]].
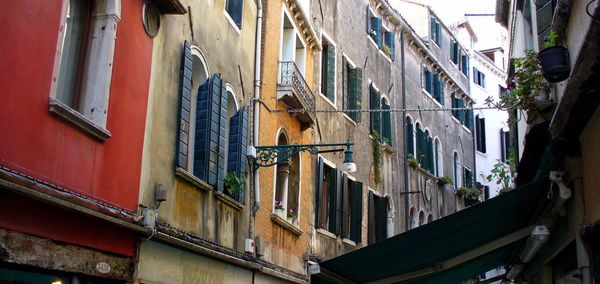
[[538, 46, 570, 83]]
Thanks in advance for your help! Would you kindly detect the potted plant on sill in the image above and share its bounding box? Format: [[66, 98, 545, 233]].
[[436, 176, 453, 190], [274, 200, 285, 219], [538, 31, 571, 83], [458, 187, 481, 206], [224, 172, 244, 198], [486, 49, 554, 124], [486, 157, 515, 193], [287, 208, 298, 226], [407, 153, 421, 168]]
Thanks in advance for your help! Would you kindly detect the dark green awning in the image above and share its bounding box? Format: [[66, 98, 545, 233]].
[[314, 178, 551, 284]]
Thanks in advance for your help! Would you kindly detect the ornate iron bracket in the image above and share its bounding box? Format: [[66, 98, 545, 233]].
[[253, 141, 353, 170]]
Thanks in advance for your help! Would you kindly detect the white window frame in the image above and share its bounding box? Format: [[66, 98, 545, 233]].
[[224, 0, 243, 34], [49, 0, 121, 141]]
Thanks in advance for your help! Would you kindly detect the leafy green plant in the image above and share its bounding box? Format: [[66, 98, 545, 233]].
[[407, 153, 420, 168], [543, 31, 558, 49], [437, 176, 454, 185], [458, 187, 481, 199], [382, 45, 392, 57], [486, 156, 514, 190], [224, 172, 244, 196], [372, 131, 382, 185], [485, 49, 552, 112]]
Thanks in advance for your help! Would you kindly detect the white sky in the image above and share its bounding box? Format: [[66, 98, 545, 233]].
[[390, 0, 508, 50]]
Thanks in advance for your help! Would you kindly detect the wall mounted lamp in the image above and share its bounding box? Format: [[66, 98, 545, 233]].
[[252, 140, 356, 172]]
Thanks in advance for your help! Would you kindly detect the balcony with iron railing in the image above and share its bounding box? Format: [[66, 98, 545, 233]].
[[276, 61, 317, 129]]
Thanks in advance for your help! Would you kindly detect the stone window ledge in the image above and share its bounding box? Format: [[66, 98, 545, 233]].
[[175, 168, 213, 191], [215, 191, 244, 211], [49, 98, 111, 141], [270, 214, 303, 236], [316, 228, 337, 240]]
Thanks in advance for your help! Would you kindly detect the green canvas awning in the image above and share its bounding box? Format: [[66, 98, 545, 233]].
[[314, 178, 551, 284]]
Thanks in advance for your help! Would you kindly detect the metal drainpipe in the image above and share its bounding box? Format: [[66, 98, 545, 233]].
[[400, 30, 410, 232], [251, 0, 263, 235]]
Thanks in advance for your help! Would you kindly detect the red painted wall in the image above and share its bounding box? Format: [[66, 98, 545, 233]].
[[0, 0, 152, 256]]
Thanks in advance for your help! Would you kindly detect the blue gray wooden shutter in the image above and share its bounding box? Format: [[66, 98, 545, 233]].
[[430, 17, 437, 44], [427, 135, 434, 174], [417, 127, 425, 163], [439, 80, 445, 105], [328, 168, 339, 234], [436, 20, 442, 47], [348, 68, 363, 122], [432, 74, 440, 101], [194, 73, 228, 191], [227, 106, 249, 175], [457, 98, 465, 124], [315, 157, 324, 228], [176, 41, 193, 170], [372, 17, 383, 48]]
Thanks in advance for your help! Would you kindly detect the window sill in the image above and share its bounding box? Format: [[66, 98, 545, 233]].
[[270, 213, 303, 236], [49, 98, 111, 141], [378, 49, 392, 63], [342, 238, 357, 246], [410, 165, 437, 179], [223, 10, 242, 34], [421, 89, 443, 108], [316, 228, 337, 240], [215, 191, 244, 211], [175, 167, 213, 191], [319, 93, 337, 109], [367, 35, 378, 49], [462, 125, 472, 133], [342, 113, 358, 126]]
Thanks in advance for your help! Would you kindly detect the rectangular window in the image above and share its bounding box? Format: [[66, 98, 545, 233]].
[[321, 37, 336, 103], [430, 16, 442, 47], [225, 0, 243, 29], [342, 57, 363, 122], [461, 54, 469, 77], [316, 158, 363, 242], [500, 130, 511, 162], [368, 192, 388, 244], [475, 115, 487, 153], [463, 167, 473, 188], [450, 40, 459, 64], [50, 0, 119, 139], [369, 84, 381, 136], [473, 67, 486, 87], [383, 30, 395, 60], [451, 92, 464, 122]]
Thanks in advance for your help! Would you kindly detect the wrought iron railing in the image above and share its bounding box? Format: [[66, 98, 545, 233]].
[[278, 61, 316, 111]]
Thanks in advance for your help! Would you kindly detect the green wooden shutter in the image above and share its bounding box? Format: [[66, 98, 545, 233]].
[[226, 107, 249, 203], [368, 191, 375, 244], [340, 174, 349, 237], [372, 17, 383, 48], [425, 71, 433, 94], [349, 180, 363, 243], [457, 99, 465, 124], [430, 17, 436, 44], [328, 166, 338, 233], [176, 41, 193, 170], [315, 157, 324, 228], [432, 74, 440, 101], [427, 135, 434, 174], [342, 57, 347, 110], [406, 121, 414, 156], [384, 31, 395, 60], [436, 20, 442, 47], [417, 127, 425, 164], [382, 103, 391, 145], [439, 80, 445, 105], [326, 46, 336, 102], [370, 85, 381, 136], [348, 68, 363, 122]]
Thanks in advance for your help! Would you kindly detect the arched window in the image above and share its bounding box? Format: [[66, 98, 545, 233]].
[[416, 123, 424, 165], [453, 152, 461, 189], [409, 207, 417, 229], [273, 131, 300, 223], [434, 138, 443, 177], [405, 117, 414, 156], [418, 211, 425, 227], [427, 214, 433, 224], [381, 97, 392, 145], [423, 130, 434, 174]]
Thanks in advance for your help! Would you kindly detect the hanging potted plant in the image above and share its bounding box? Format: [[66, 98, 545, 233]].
[[538, 31, 570, 83]]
